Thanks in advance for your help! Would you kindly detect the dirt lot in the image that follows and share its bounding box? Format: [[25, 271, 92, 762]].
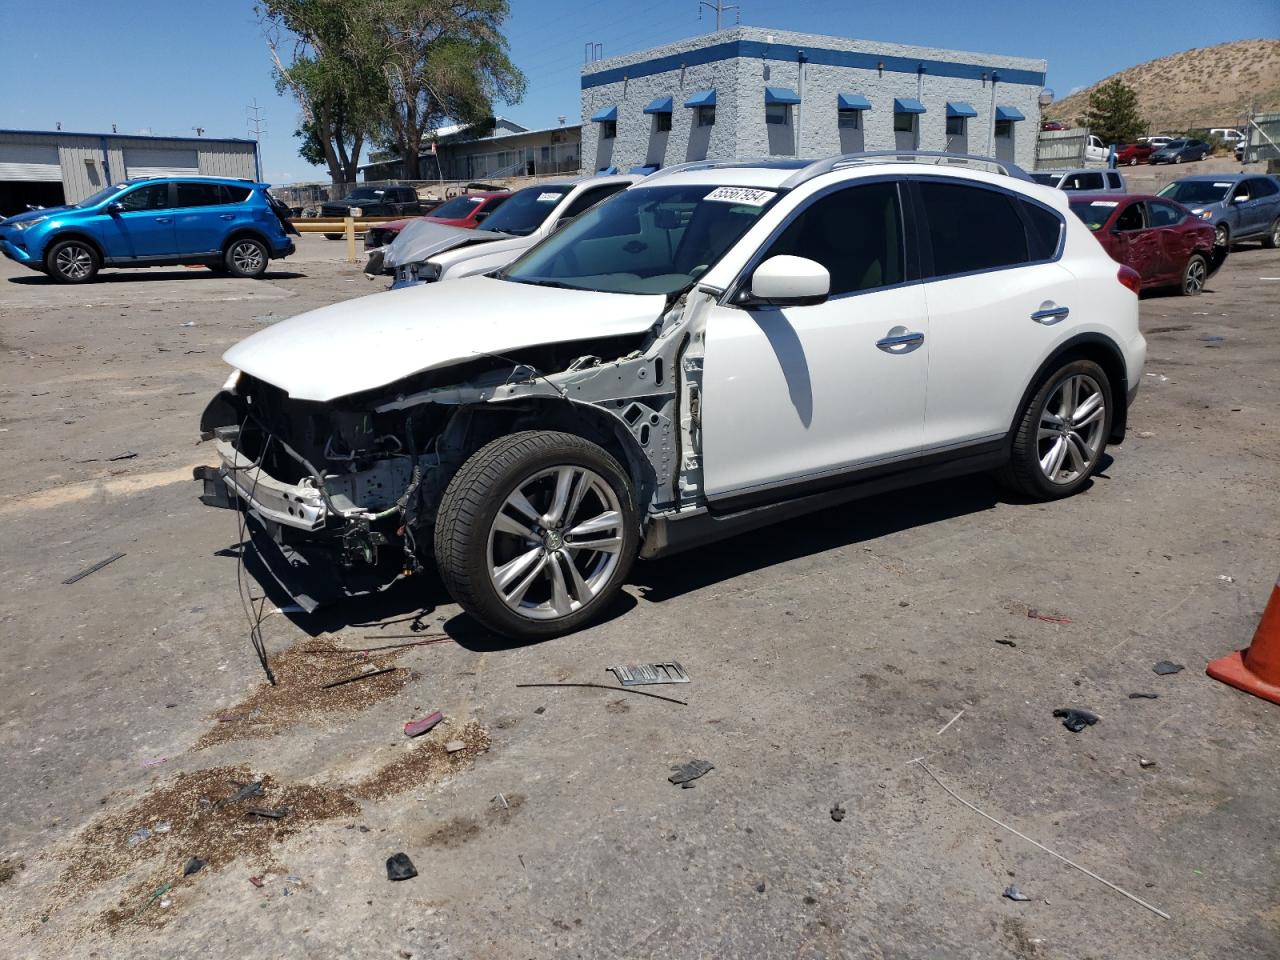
[[1, 234, 1278, 959]]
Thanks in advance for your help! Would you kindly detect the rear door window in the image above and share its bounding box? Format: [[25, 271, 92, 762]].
[[918, 181, 1027, 277], [1147, 201, 1183, 227], [1115, 203, 1145, 231], [175, 183, 223, 207], [1251, 177, 1279, 199], [1021, 200, 1064, 260], [1106, 173, 1123, 189]]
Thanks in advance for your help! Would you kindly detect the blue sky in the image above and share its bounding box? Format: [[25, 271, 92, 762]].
[[1, 0, 1274, 183]]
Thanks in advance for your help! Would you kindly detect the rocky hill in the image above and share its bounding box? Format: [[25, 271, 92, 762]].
[[1047, 39, 1280, 133]]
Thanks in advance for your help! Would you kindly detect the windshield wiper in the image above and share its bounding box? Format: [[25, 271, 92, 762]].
[[508, 277, 581, 290]]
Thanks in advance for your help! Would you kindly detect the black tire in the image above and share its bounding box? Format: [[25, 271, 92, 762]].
[[45, 238, 100, 284], [434, 431, 640, 639], [324, 233, 342, 240], [1214, 223, 1230, 248], [1264, 219, 1280, 249], [998, 359, 1112, 501], [1173, 154, 1182, 164], [1181, 254, 1207, 296], [224, 237, 268, 279]]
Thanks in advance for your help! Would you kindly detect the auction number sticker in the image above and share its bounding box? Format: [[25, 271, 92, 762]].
[[537, 192, 561, 202], [1213, 182, 1232, 188], [704, 186, 776, 206], [1089, 200, 1119, 207]]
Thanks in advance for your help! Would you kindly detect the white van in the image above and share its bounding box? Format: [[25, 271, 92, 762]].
[[1210, 128, 1245, 142]]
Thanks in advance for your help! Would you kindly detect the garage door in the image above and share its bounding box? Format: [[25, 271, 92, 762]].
[[124, 147, 199, 179], [0, 143, 62, 181]]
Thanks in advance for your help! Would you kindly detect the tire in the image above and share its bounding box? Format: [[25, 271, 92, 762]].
[[999, 359, 1112, 501], [45, 238, 100, 284], [1264, 219, 1280, 249], [1181, 254, 1207, 296], [324, 233, 342, 240], [434, 431, 640, 639], [1128, 156, 1138, 166], [224, 237, 268, 279], [1214, 224, 1230, 248]]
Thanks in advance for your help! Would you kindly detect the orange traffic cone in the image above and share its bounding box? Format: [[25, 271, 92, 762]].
[[1207, 573, 1280, 705]]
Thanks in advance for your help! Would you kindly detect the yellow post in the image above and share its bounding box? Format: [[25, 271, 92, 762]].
[[344, 214, 356, 263]]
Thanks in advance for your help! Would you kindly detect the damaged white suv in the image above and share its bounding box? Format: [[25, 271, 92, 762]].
[[197, 153, 1146, 639]]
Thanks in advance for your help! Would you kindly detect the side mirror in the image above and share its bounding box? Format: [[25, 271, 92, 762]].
[[106, 202, 123, 215], [743, 255, 830, 307], [1231, 195, 1248, 204]]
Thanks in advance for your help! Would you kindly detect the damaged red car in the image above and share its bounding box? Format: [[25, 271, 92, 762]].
[[1068, 194, 1225, 295]]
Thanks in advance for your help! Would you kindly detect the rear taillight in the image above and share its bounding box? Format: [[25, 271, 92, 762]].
[[1116, 265, 1141, 294]]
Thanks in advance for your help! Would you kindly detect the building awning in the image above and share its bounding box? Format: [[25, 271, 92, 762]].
[[893, 98, 926, 114], [590, 106, 617, 123], [597, 165, 619, 175], [837, 93, 872, 111], [765, 86, 801, 105], [684, 89, 716, 108], [629, 164, 660, 175], [643, 96, 673, 115], [995, 105, 1026, 122], [946, 101, 977, 118]]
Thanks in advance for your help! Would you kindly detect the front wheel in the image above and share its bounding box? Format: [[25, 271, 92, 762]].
[[1181, 254, 1207, 296], [999, 360, 1112, 501], [225, 238, 268, 278], [1215, 224, 1230, 248], [434, 431, 640, 639], [1264, 219, 1280, 249], [46, 238, 99, 284], [1173, 154, 1183, 164], [1128, 156, 1138, 166]]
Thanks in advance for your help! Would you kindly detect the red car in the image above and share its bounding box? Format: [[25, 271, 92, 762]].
[[1115, 143, 1154, 166], [364, 191, 510, 250], [1068, 193, 1226, 295]]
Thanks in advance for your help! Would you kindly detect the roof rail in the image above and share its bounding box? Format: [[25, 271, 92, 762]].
[[779, 151, 1032, 188], [642, 157, 810, 183]]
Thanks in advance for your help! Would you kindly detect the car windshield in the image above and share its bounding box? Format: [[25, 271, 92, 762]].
[[73, 184, 130, 208], [478, 185, 571, 236], [1158, 181, 1230, 204], [1031, 173, 1059, 186], [345, 187, 384, 201], [1069, 199, 1120, 231], [1163, 140, 1187, 149], [430, 195, 486, 219], [500, 183, 779, 296]]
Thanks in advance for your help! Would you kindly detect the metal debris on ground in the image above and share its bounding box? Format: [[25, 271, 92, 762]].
[[996, 637, 1017, 647], [246, 807, 289, 819], [445, 740, 465, 753], [226, 781, 264, 805], [516, 681, 688, 706], [386, 852, 418, 881], [62, 552, 126, 584], [153, 821, 171, 834], [183, 857, 205, 877], [142, 757, 167, 768], [1004, 884, 1031, 902], [668, 759, 714, 788], [830, 802, 846, 822], [1217, 575, 1235, 583], [1138, 758, 1157, 769], [404, 710, 444, 738], [937, 709, 965, 735], [322, 666, 399, 689], [107, 451, 138, 461], [126, 827, 152, 847], [249, 876, 265, 888], [1026, 609, 1072, 625], [1129, 692, 1159, 700], [607, 662, 691, 686], [1053, 708, 1100, 732], [1153, 661, 1185, 675]]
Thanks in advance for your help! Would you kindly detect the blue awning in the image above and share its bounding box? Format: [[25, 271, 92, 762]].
[[838, 93, 871, 111], [596, 165, 619, 175], [643, 96, 673, 115], [684, 88, 716, 108], [765, 86, 801, 105], [893, 97, 926, 114], [590, 105, 617, 123], [629, 164, 660, 175], [946, 101, 977, 118], [995, 105, 1026, 122]]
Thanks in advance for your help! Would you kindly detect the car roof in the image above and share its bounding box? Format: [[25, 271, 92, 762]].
[[1173, 173, 1248, 182], [124, 175, 263, 187], [1036, 168, 1118, 176]]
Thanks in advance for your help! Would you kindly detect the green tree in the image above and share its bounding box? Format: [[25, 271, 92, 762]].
[[370, 0, 526, 179], [1083, 79, 1146, 146]]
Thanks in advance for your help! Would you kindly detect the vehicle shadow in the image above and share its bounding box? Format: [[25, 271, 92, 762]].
[[7, 269, 307, 285]]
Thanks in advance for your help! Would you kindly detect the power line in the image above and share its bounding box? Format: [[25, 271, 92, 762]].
[[697, 0, 740, 31]]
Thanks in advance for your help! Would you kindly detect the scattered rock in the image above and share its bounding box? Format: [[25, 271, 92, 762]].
[[386, 852, 418, 882], [1052, 708, 1099, 733], [1128, 692, 1159, 700], [1138, 758, 1157, 769], [1153, 661, 1185, 675], [445, 740, 466, 753], [668, 759, 714, 788], [182, 857, 205, 877], [1003, 884, 1031, 902], [830, 802, 846, 823]]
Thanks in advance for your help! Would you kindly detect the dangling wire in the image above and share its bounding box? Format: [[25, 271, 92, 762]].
[[232, 418, 277, 685]]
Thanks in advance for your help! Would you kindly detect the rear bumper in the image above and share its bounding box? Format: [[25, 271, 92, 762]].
[[269, 238, 295, 259]]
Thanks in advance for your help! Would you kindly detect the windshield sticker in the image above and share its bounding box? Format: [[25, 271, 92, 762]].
[[704, 186, 776, 206], [1213, 182, 1232, 187], [1090, 201, 1119, 207], [536, 192, 561, 202]]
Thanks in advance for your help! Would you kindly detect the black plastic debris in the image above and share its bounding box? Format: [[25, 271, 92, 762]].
[[533, 706, 546, 715], [830, 802, 846, 823], [995, 637, 1017, 647], [1003, 884, 1031, 902], [1053, 708, 1100, 732], [669, 759, 714, 788], [755, 880, 767, 894], [1129, 692, 1159, 700], [247, 807, 289, 820], [1153, 661, 1185, 675], [183, 857, 205, 877], [386, 852, 418, 882]]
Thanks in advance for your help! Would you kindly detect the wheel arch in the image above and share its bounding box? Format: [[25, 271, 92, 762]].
[[43, 231, 105, 267], [220, 227, 271, 254], [1012, 333, 1130, 446]]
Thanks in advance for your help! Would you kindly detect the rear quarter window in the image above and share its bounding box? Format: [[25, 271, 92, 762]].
[[1021, 200, 1063, 259]]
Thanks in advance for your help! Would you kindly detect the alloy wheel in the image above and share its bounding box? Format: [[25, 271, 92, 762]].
[[231, 241, 265, 274], [1037, 374, 1106, 486], [1215, 225, 1229, 248], [1184, 257, 1206, 294], [1271, 223, 1280, 247], [486, 465, 624, 620], [55, 244, 93, 280]]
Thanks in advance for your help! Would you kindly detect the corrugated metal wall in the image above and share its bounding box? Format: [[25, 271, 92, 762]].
[[56, 136, 111, 200]]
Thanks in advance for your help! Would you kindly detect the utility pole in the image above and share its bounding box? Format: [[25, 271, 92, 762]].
[[246, 98, 267, 141], [698, 0, 739, 31]]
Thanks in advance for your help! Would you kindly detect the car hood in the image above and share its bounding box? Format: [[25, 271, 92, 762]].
[[431, 232, 533, 269], [1, 205, 71, 226], [223, 275, 666, 402], [384, 218, 508, 267]]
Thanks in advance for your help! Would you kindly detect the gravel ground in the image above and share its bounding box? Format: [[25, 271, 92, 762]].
[[1, 234, 1278, 959]]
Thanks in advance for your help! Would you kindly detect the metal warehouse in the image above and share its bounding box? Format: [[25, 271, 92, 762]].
[[0, 130, 260, 216], [580, 27, 1047, 175]]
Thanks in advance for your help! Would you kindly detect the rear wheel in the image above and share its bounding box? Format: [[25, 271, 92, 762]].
[[225, 237, 268, 278], [1264, 218, 1280, 249], [1128, 156, 1138, 166], [46, 238, 99, 284], [323, 233, 342, 240], [1173, 154, 1183, 164], [999, 360, 1112, 501], [434, 431, 639, 639], [1181, 254, 1207, 296]]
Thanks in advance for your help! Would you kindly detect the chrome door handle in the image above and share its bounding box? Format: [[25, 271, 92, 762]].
[[876, 331, 925, 352], [1031, 305, 1070, 324], [154, 217, 173, 223], [220, 213, 235, 220]]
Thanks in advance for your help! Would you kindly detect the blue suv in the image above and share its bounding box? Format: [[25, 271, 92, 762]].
[[0, 177, 296, 283]]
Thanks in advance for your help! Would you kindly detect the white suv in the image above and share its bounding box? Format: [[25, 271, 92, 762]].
[[197, 153, 1146, 639]]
